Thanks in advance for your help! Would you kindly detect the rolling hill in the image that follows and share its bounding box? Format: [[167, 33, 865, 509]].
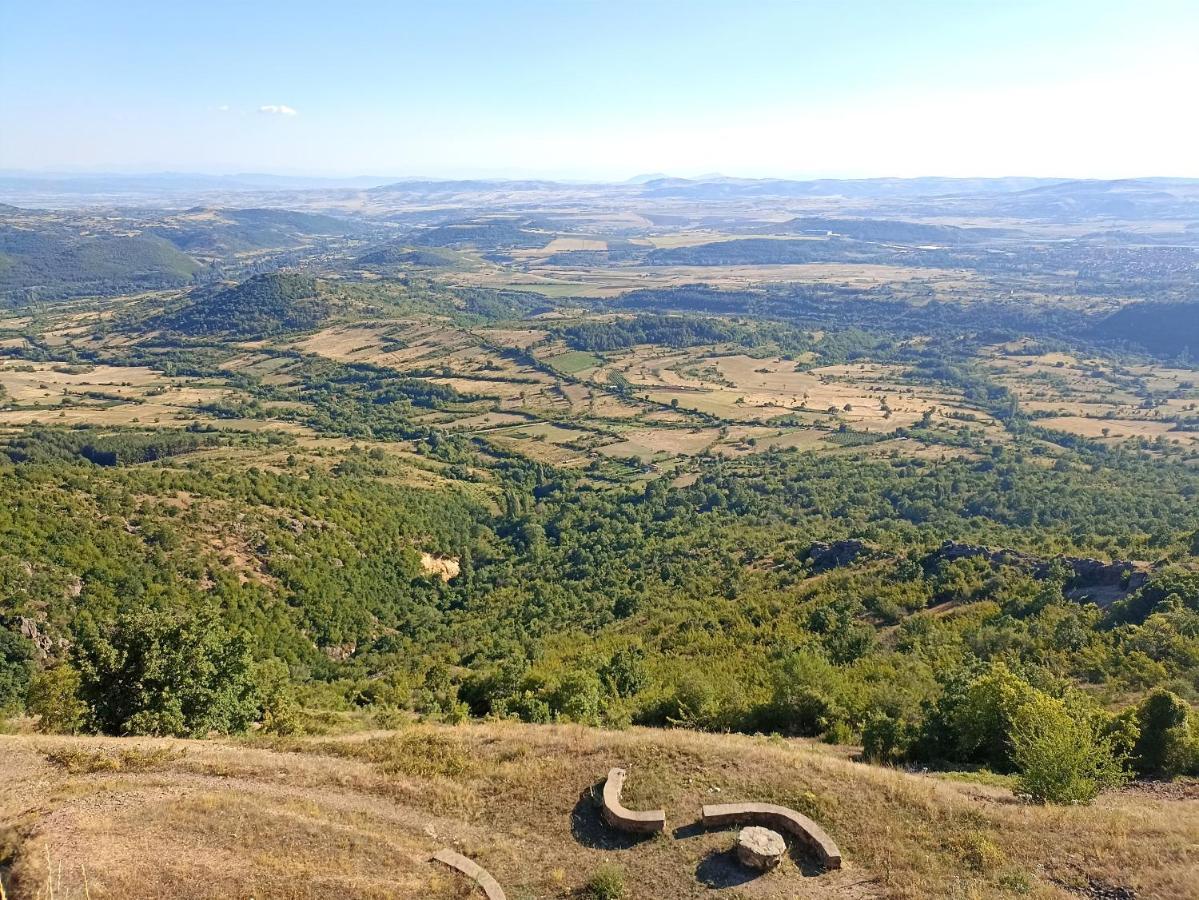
[[152, 272, 328, 337], [765, 217, 1007, 245], [0, 220, 203, 302], [355, 243, 459, 268], [410, 220, 548, 250], [147, 207, 369, 255]]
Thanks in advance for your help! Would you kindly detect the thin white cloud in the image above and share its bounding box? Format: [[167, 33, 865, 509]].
[[258, 104, 298, 117], [216, 104, 230, 112]]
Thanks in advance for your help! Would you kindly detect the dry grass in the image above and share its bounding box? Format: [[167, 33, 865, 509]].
[[2, 722, 1195, 899], [43, 746, 183, 775]]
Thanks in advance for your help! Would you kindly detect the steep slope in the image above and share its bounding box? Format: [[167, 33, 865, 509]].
[[1093, 299, 1199, 358]]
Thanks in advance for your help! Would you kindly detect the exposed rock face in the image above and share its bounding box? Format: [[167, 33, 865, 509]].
[[807, 539, 870, 572], [932, 541, 1150, 596], [15, 616, 64, 659], [322, 642, 357, 661], [420, 552, 460, 582], [736, 826, 786, 870], [803, 536, 1151, 607]]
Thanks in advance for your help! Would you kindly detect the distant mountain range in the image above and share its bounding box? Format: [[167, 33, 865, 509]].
[[4, 172, 1199, 223], [635, 175, 1067, 199], [0, 172, 399, 195]]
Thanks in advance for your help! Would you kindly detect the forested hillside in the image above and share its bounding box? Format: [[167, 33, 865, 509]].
[[2, 182, 1198, 852], [153, 272, 328, 336], [0, 225, 203, 301], [1093, 299, 1199, 358]]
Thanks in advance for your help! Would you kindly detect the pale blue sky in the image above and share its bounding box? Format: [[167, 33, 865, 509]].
[[2, 0, 1197, 179]]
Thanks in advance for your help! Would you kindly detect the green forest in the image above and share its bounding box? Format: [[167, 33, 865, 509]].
[[2, 196, 1199, 809]]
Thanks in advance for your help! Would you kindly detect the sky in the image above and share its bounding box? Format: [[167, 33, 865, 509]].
[[2, 0, 1197, 180]]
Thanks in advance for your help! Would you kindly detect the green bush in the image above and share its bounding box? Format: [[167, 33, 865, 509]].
[[950, 663, 1039, 771], [255, 659, 300, 736], [1009, 693, 1126, 804], [764, 650, 848, 736], [26, 663, 88, 734], [586, 863, 625, 900], [862, 712, 918, 763], [1133, 689, 1198, 778], [550, 669, 602, 725]]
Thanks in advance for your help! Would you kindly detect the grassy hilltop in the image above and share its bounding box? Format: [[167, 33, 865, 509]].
[[2, 720, 1196, 900]]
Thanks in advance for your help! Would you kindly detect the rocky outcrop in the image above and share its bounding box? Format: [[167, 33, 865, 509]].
[[807, 539, 871, 572], [931, 541, 1150, 595], [14, 616, 67, 659], [802, 536, 1152, 606], [420, 552, 461, 582]]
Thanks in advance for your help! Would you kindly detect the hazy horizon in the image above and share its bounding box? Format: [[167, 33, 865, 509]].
[[3, 0, 1197, 180], [4, 168, 1199, 185]]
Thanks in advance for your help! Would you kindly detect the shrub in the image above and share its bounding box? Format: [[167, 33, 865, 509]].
[[764, 650, 848, 736], [1133, 689, 1198, 778], [862, 712, 918, 763], [822, 720, 854, 745], [255, 659, 300, 736], [26, 664, 88, 734], [950, 663, 1039, 770], [1008, 694, 1126, 804], [493, 690, 552, 724], [586, 863, 625, 900], [1102, 706, 1141, 766], [550, 669, 602, 725], [44, 746, 182, 774]]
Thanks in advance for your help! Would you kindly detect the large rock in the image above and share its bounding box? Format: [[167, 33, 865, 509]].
[[807, 539, 870, 572], [17, 616, 57, 658], [930, 541, 1150, 600], [736, 826, 786, 870]]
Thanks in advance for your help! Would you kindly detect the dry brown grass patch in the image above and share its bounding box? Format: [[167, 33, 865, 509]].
[[43, 745, 184, 775]]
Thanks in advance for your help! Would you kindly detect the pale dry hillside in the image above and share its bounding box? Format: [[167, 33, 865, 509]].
[[1, 722, 1195, 899]]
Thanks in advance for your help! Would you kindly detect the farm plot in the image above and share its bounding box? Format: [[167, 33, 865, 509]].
[[589, 350, 989, 432], [596, 426, 721, 461], [1038, 415, 1199, 446], [985, 346, 1199, 445], [0, 361, 313, 434], [482, 421, 600, 467]]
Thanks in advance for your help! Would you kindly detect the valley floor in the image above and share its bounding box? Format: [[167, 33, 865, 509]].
[[1, 722, 1195, 899]]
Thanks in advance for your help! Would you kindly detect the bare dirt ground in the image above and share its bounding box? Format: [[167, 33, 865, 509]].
[[2, 722, 1195, 900]]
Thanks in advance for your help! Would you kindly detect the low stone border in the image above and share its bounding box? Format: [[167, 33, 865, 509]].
[[431, 848, 507, 900], [601, 767, 667, 834], [700, 802, 842, 870]]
